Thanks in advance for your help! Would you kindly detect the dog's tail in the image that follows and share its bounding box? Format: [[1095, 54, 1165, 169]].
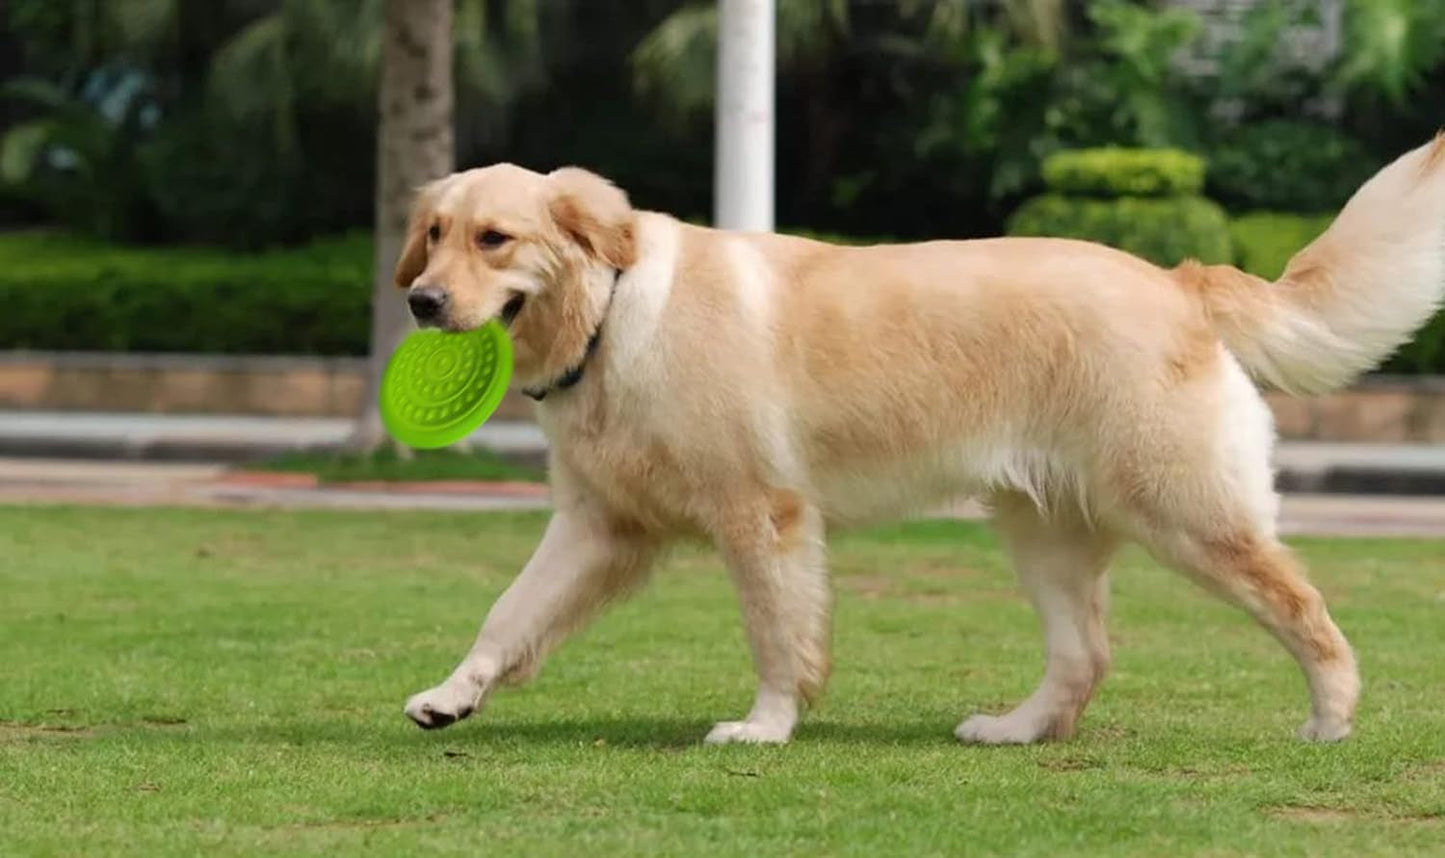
[[1179, 133, 1445, 395]]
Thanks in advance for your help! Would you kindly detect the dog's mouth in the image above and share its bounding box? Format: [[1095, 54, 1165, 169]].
[[500, 293, 526, 328]]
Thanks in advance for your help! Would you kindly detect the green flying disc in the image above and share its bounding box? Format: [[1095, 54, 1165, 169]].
[[379, 323, 513, 449]]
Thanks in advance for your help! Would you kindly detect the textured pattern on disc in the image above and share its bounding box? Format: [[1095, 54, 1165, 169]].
[[379, 323, 513, 449]]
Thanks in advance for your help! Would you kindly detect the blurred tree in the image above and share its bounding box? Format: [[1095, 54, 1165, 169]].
[[1191, 0, 1336, 121], [5, 0, 1442, 263], [0, 0, 222, 240], [1337, 0, 1445, 108], [499, 0, 707, 219], [348, 0, 454, 453], [903, 0, 1200, 227], [633, 0, 1067, 114], [1335, 0, 1445, 162], [205, 0, 541, 161], [0, 74, 161, 239], [630, 0, 1067, 225], [1, 0, 540, 247]]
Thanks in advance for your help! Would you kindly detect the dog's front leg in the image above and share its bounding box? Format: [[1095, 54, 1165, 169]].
[[404, 509, 655, 730], [706, 495, 830, 745]]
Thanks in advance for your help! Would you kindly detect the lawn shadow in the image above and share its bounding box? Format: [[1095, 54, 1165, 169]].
[[470, 715, 709, 749], [466, 715, 958, 748], [97, 713, 961, 751]]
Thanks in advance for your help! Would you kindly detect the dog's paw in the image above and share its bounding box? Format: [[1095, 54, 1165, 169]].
[[404, 682, 480, 731], [704, 719, 792, 745], [954, 713, 1048, 745], [1298, 716, 1351, 743]]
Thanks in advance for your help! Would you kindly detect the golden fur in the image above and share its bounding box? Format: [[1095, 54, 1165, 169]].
[[398, 137, 1445, 745]]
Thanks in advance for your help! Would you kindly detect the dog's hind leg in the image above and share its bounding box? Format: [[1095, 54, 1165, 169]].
[[1121, 359, 1358, 741], [1142, 525, 1358, 741], [706, 491, 831, 745], [957, 492, 1118, 744]]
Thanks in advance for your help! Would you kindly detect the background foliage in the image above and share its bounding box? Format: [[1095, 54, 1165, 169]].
[[1, 0, 1443, 369], [0, 230, 371, 354], [1039, 147, 1205, 197], [1008, 146, 1233, 268], [5, 0, 1442, 246]]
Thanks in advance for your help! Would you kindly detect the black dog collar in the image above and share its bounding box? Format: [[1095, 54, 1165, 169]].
[[521, 270, 620, 402]]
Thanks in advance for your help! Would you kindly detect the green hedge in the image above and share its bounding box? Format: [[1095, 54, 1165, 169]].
[[1229, 212, 1334, 280], [1008, 195, 1233, 267], [3, 224, 1442, 374], [0, 231, 372, 355], [1041, 148, 1206, 198]]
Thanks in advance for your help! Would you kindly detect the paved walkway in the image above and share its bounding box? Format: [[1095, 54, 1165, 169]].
[[2, 410, 1444, 534], [0, 457, 550, 512], [4, 456, 1445, 537]]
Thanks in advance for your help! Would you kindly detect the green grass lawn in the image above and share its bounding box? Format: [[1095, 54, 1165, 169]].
[[2, 508, 1442, 856]]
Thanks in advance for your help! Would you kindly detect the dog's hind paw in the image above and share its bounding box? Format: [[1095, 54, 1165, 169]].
[[704, 719, 792, 745], [954, 713, 1050, 745], [1298, 716, 1351, 742], [404, 682, 480, 731]]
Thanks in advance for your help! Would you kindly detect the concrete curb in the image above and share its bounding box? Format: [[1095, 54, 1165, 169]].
[[0, 412, 551, 468], [0, 435, 552, 469], [0, 434, 332, 463], [1275, 468, 1445, 496], [214, 470, 550, 498]]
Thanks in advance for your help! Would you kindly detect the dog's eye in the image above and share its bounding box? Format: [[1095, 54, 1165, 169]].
[[478, 230, 510, 248], [427, 223, 441, 242]]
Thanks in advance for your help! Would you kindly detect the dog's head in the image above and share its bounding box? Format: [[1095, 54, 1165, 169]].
[[393, 164, 636, 386]]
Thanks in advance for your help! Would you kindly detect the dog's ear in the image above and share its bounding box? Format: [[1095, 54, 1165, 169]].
[[547, 167, 637, 269], [392, 179, 446, 289]]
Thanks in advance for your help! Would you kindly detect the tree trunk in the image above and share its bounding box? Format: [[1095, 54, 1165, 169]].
[[348, 0, 455, 452]]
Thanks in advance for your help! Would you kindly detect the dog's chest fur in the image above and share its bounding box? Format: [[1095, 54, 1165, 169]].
[[540, 395, 763, 536]]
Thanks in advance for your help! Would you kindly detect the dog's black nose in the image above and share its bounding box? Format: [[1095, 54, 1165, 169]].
[[408, 286, 448, 323]]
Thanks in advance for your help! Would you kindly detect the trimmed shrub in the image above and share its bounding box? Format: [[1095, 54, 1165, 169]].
[[0, 231, 372, 355], [1229, 211, 1334, 280], [140, 108, 376, 249], [1209, 121, 1377, 213], [1010, 147, 1231, 267], [1041, 148, 1206, 198], [1008, 194, 1233, 266]]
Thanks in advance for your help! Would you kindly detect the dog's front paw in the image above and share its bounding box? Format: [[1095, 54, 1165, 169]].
[[404, 682, 480, 730], [704, 719, 792, 745]]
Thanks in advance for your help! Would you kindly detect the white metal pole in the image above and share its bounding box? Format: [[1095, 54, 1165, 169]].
[[714, 0, 774, 232]]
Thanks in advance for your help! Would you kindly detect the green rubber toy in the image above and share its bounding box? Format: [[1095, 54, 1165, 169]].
[[379, 322, 514, 449]]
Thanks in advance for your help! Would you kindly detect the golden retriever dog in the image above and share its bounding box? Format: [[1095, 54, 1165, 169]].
[[397, 135, 1445, 745]]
